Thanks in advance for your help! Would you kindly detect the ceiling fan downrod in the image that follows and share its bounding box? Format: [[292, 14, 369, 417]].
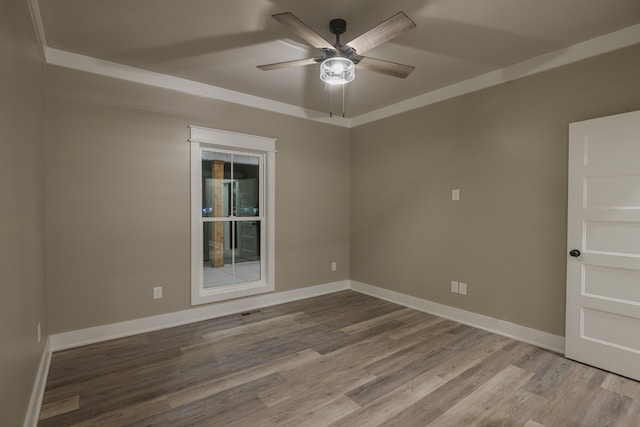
[[329, 18, 347, 48]]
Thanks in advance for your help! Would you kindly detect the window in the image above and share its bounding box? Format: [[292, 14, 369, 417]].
[[189, 126, 275, 305]]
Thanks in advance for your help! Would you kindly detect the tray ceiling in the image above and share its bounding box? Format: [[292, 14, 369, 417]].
[[36, 0, 640, 122]]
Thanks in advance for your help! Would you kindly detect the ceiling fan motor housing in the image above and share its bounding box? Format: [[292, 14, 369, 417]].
[[329, 19, 347, 35]]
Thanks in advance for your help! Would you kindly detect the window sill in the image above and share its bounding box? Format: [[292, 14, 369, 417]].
[[191, 280, 274, 306]]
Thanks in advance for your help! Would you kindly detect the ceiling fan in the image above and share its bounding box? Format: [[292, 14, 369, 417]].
[[257, 11, 416, 85]]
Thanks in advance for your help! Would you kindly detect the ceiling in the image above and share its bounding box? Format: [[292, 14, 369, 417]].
[[37, 0, 640, 119]]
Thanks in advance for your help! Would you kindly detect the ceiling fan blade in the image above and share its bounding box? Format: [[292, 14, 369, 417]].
[[272, 12, 335, 50], [346, 12, 416, 55], [356, 56, 415, 79], [257, 57, 322, 71]]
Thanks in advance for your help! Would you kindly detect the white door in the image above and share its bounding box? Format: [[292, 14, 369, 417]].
[[566, 110, 640, 381]]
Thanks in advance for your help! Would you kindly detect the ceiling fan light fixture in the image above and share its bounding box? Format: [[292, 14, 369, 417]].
[[320, 57, 355, 85]]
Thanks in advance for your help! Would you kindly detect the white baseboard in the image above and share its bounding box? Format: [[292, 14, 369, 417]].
[[49, 278, 564, 354], [32, 278, 565, 425], [23, 337, 52, 427], [349, 280, 565, 354], [49, 280, 349, 351]]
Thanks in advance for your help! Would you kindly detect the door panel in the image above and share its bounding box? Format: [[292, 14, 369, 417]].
[[582, 308, 640, 352], [566, 110, 640, 381], [584, 221, 640, 255], [584, 265, 640, 304], [584, 129, 640, 168], [586, 175, 640, 208]]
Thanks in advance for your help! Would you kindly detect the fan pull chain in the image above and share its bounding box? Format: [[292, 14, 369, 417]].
[[328, 85, 346, 118], [328, 85, 347, 118], [329, 85, 334, 118]]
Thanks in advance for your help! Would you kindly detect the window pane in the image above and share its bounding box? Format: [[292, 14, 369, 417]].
[[202, 221, 261, 288], [203, 221, 233, 287], [234, 155, 260, 217], [202, 151, 231, 218], [235, 221, 261, 282]]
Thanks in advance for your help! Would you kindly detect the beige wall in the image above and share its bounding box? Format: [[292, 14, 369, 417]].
[[44, 66, 350, 333], [6, 10, 640, 422], [350, 44, 640, 336], [0, 0, 47, 424]]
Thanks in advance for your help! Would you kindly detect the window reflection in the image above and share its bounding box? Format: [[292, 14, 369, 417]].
[[202, 153, 259, 218], [201, 151, 261, 288]]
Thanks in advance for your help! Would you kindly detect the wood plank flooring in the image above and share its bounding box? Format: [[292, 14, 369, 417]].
[[38, 291, 640, 426]]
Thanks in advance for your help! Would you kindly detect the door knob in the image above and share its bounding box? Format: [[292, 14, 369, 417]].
[[569, 249, 581, 257]]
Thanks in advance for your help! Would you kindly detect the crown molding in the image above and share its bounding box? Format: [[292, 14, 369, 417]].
[[28, 1, 640, 129], [45, 48, 351, 128], [27, 0, 48, 62], [351, 24, 640, 127], [350, 23, 640, 127]]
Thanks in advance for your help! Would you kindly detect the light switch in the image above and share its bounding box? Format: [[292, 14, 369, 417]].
[[452, 189, 460, 201]]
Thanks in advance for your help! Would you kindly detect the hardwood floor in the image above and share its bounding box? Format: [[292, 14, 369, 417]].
[[39, 291, 640, 426]]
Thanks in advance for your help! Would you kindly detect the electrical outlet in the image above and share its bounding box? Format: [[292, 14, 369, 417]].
[[331, 262, 337, 271], [459, 282, 467, 295], [452, 189, 460, 201], [153, 286, 163, 299], [37, 323, 41, 344], [451, 281, 459, 293]]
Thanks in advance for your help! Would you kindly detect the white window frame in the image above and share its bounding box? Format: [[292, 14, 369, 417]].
[[189, 126, 276, 305]]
